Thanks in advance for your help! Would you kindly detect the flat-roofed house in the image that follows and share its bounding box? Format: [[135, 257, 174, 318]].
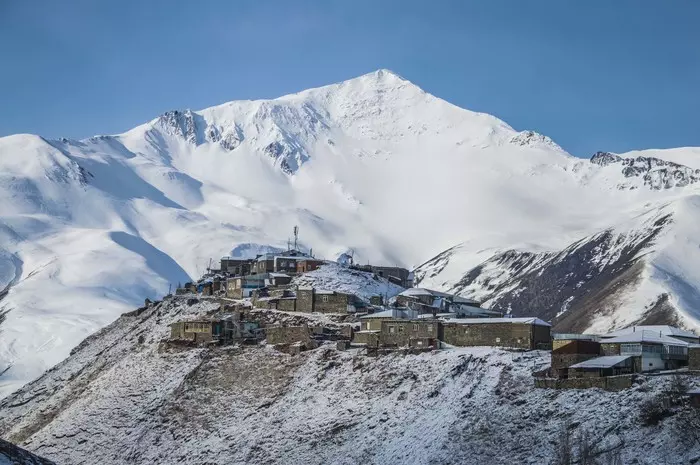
[[226, 273, 269, 299], [600, 330, 689, 371], [441, 317, 551, 350], [219, 257, 253, 276], [395, 288, 499, 317], [354, 308, 417, 346], [551, 338, 602, 378], [568, 355, 634, 378], [379, 319, 439, 349], [297, 259, 324, 273], [170, 318, 231, 344], [602, 325, 699, 344]]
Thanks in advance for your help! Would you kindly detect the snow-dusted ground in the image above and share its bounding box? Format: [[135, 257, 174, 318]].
[[291, 263, 405, 301], [0, 296, 697, 465], [1, 69, 700, 397]]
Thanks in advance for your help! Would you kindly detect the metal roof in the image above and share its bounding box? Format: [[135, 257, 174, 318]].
[[570, 355, 632, 369], [601, 330, 689, 346], [603, 325, 698, 341], [442, 317, 551, 327]]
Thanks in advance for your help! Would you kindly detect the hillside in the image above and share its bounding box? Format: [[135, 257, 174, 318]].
[[0, 296, 697, 465], [1, 69, 700, 397]]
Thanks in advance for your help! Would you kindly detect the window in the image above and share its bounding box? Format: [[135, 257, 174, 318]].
[[322, 295, 329, 302], [427, 325, 433, 332], [413, 324, 419, 332], [389, 325, 396, 334], [495, 337, 501, 343], [399, 326, 405, 333]]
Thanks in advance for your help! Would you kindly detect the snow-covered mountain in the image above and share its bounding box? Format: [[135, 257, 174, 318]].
[[1, 69, 700, 398]]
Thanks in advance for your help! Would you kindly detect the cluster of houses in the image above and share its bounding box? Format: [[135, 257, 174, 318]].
[[168, 246, 700, 391], [550, 325, 700, 379]]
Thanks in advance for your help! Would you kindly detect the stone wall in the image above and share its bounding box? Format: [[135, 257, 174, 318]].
[[532, 325, 553, 349], [535, 375, 634, 391], [226, 279, 243, 299], [314, 292, 351, 313], [266, 325, 312, 345], [296, 289, 314, 313], [352, 331, 380, 347], [690, 347, 700, 370], [551, 354, 599, 376], [442, 322, 537, 349], [277, 299, 297, 312], [379, 320, 438, 348]]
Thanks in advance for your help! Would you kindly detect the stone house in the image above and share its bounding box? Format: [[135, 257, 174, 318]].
[[226, 274, 269, 299], [267, 272, 292, 287], [551, 338, 602, 378], [395, 288, 498, 318], [170, 318, 230, 344], [297, 259, 324, 273], [603, 325, 699, 344], [599, 330, 689, 371], [266, 325, 316, 354], [252, 250, 314, 274], [359, 308, 417, 331], [370, 266, 413, 288], [219, 257, 253, 276], [441, 317, 552, 350], [295, 288, 365, 314], [568, 355, 634, 378], [379, 320, 439, 349]]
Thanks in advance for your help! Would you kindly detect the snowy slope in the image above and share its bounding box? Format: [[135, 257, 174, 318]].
[[1, 69, 700, 397], [291, 263, 405, 301], [0, 296, 697, 465]]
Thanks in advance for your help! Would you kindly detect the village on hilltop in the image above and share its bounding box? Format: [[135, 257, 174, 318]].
[[165, 229, 700, 396]]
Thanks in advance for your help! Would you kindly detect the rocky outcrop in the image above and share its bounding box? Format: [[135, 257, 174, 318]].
[[157, 110, 199, 144], [591, 151, 700, 190], [0, 438, 55, 464]]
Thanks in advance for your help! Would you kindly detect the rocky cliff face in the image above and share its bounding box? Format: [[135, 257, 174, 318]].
[[591, 151, 700, 190], [0, 438, 55, 465]]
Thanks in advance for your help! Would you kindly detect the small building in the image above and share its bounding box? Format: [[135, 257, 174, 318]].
[[220, 257, 253, 276], [395, 288, 498, 317], [568, 355, 634, 378], [359, 308, 418, 331], [602, 325, 699, 344], [170, 318, 230, 344], [599, 330, 689, 372], [297, 259, 324, 274], [379, 319, 439, 350], [370, 266, 413, 288], [551, 338, 602, 378], [267, 272, 292, 287], [252, 250, 314, 274], [441, 317, 551, 350], [226, 274, 269, 299], [265, 325, 317, 354], [296, 288, 365, 314]]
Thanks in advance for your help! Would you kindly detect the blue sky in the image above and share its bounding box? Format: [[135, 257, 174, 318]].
[[1, 0, 698, 157]]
